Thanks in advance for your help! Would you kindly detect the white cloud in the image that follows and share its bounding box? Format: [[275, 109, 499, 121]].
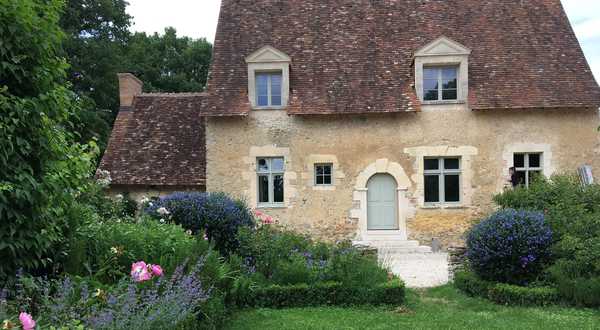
[[127, 0, 221, 41]]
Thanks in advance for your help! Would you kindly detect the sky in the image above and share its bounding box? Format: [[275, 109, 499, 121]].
[[127, 0, 600, 82]]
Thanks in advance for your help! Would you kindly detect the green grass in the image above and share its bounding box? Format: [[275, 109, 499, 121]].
[[224, 285, 600, 330]]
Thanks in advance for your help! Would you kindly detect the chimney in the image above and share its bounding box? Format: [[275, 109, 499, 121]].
[[117, 73, 143, 108]]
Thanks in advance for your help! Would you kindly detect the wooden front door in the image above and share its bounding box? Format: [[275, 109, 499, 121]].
[[367, 174, 399, 230]]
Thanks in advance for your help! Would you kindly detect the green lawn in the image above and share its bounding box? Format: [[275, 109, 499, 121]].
[[224, 285, 600, 330]]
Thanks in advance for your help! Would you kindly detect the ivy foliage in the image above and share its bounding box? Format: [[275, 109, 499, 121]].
[[0, 0, 97, 278]]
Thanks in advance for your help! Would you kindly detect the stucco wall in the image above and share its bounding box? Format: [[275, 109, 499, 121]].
[[206, 108, 600, 248]]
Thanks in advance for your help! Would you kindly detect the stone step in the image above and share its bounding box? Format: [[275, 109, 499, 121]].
[[353, 240, 420, 248], [378, 246, 433, 254]]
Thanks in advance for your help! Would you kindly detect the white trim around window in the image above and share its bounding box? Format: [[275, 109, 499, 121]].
[[257, 157, 285, 207]]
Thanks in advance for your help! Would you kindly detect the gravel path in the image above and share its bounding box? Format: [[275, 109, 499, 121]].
[[385, 253, 449, 288]]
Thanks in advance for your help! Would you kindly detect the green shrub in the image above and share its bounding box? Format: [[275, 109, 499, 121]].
[[455, 270, 560, 306], [325, 242, 389, 288], [454, 271, 493, 297], [66, 219, 209, 283], [237, 226, 389, 288], [494, 174, 600, 306], [233, 279, 405, 308], [466, 209, 553, 284], [487, 283, 560, 306], [145, 192, 255, 256]]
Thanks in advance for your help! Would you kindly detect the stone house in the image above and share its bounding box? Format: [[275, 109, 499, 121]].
[[99, 0, 600, 250]]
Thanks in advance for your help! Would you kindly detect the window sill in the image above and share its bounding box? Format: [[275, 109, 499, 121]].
[[421, 100, 466, 105], [421, 204, 468, 210], [252, 106, 287, 111], [257, 204, 287, 209]]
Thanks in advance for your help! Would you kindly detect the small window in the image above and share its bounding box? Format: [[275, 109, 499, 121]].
[[256, 72, 282, 107], [315, 164, 333, 186], [424, 157, 461, 204], [423, 66, 458, 101], [513, 153, 543, 188], [257, 157, 285, 206]]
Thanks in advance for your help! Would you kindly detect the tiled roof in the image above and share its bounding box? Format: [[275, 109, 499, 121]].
[[202, 0, 600, 116], [98, 93, 206, 187]]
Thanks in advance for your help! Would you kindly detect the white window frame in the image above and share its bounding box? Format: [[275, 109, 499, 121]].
[[423, 66, 459, 102], [514, 153, 543, 188], [255, 71, 283, 107], [257, 157, 285, 207], [314, 163, 334, 186], [246, 46, 291, 110], [414, 37, 470, 105], [424, 157, 462, 205]]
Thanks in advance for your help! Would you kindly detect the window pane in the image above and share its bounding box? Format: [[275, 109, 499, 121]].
[[515, 171, 527, 186], [423, 79, 439, 91], [316, 175, 324, 185], [271, 158, 285, 172], [424, 90, 439, 101], [258, 175, 269, 203], [316, 166, 324, 176], [529, 154, 541, 168], [258, 95, 270, 106], [424, 175, 440, 203], [514, 154, 525, 168], [443, 79, 457, 89], [324, 165, 332, 175], [444, 175, 460, 202], [442, 89, 457, 100], [273, 175, 284, 203], [444, 158, 460, 170], [271, 95, 282, 106], [271, 74, 282, 95], [256, 73, 269, 106], [424, 68, 438, 79], [257, 158, 269, 172], [424, 159, 439, 171], [324, 175, 332, 185], [442, 67, 457, 80]]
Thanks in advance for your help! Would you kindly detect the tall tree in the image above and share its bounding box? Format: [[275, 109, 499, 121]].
[[59, 0, 132, 150], [125, 27, 212, 93], [0, 0, 96, 278]]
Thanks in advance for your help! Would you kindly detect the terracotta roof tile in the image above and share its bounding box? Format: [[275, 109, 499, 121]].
[[98, 93, 206, 187], [202, 0, 600, 116]]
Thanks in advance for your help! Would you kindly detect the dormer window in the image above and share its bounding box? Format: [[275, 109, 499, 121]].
[[414, 37, 470, 105], [256, 72, 283, 107], [246, 46, 291, 109]]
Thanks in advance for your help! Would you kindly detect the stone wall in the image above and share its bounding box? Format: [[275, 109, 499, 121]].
[[107, 185, 205, 203], [206, 107, 600, 249]]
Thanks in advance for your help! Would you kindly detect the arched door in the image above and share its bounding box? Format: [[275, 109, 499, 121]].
[[367, 174, 399, 230]]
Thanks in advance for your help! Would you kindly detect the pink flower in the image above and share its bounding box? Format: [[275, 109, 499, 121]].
[[254, 210, 264, 217], [263, 216, 274, 224], [150, 264, 163, 277], [19, 312, 35, 330], [131, 261, 152, 282]]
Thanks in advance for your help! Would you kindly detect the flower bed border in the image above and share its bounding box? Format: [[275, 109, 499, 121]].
[[232, 279, 405, 308], [454, 271, 561, 306]]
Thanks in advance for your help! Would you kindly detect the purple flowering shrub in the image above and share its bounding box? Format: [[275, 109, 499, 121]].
[[145, 192, 255, 256], [466, 209, 553, 284]]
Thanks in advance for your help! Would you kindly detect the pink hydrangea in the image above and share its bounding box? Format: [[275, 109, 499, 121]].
[[262, 216, 274, 224], [19, 312, 36, 330], [150, 264, 163, 277], [131, 261, 152, 282]]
